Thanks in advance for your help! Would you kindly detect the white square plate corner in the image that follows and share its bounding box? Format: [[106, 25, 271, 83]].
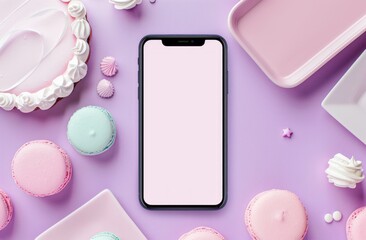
[[322, 50, 366, 144], [35, 189, 147, 240]]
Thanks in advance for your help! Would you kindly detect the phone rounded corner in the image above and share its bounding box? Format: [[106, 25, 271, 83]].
[[139, 35, 153, 51], [209, 35, 227, 50], [139, 194, 153, 210], [216, 194, 228, 209], [217, 36, 228, 47]]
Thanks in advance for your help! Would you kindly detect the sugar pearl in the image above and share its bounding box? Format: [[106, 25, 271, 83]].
[[332, 211, 342, 222], [324, 213, 333, 223]]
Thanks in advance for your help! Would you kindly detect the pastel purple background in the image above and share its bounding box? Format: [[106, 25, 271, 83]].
[[0, 0, 366, 239]]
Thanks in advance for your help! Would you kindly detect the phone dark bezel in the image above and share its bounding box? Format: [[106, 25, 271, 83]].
[[138, 35, 228, 210]]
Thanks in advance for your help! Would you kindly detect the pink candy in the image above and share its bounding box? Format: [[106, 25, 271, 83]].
[[97, 79, 115, 98], [282, 128, 293, 138], [100, 56, 118, 77]]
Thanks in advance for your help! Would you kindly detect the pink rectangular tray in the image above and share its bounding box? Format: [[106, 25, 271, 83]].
[[228, 0, 366, 88], [35, 190, 147, 240]]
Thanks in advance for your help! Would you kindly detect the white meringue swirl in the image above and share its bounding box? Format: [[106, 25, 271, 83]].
[[16, 92, 38, 113], [71, 18, 90, 40], [109, 0, 142, 10], [325, 153, 364, 189], [52, 75, 74, 97], [36, 87, 57, 110], [73, 39, 89, 62], [0, 93, 16, 111], [66, 56, 87, 82], [68, 0, 86, 19]]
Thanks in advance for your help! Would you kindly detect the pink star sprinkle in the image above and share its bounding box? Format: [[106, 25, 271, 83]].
[[282, 128, 293, 138]]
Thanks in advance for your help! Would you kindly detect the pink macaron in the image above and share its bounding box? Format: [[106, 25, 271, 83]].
[[245, 189, 308, 240], [179, 227, 224, 240], [12, 140, 72, 197], [0, 190, 13, 231], [346, 207, 366, 240]]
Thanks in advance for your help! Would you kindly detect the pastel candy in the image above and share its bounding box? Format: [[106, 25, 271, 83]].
[[324, 213, 333, 223], [90, 232, 120, 240], [12, 140, 72, 197], [179, 227, 224, 240], [67, 106, 116, 155], [100, 56, 118, 77], [97, 79, 115, 98], [245, 189, 308, 240], [0, 190, 13, 231], [333, 211, 342, 222]]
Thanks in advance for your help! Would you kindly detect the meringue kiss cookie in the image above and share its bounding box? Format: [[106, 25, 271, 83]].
[[100, 56, 118, 77], [0, 190, 13, 231], [245, 189, 308, 240], [67, 106, 116, 155], [179, 227, 224, 240], [347, 207, 366, 240], [97, 79, 115, 98], [12, 140, 72, 197], [90, 232, 120, 240]]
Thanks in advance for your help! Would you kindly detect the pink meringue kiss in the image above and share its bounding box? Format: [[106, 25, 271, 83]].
[[100, 56, 118, 77], [97, 79, 115, 98]]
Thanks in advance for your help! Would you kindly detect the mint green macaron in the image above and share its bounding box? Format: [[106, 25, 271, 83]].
[[90, 232, 120, 240], [67, 106, 116, 155]]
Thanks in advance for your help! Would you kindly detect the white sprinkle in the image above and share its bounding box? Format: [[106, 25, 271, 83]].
[[332, 211, 342, 222], [324, 213, 333, 223]]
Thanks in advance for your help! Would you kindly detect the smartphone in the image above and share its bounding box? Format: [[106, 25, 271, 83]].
[[139, 35, 227, 209]]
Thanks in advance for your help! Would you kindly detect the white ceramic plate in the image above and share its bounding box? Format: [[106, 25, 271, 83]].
[[36, 189, 147, 240], [322, 50, 366, 144]]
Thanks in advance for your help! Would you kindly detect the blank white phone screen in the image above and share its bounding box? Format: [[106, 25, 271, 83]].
[[143, 39, 224, 206]]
